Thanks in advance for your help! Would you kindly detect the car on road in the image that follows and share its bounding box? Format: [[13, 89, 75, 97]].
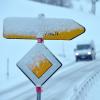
[[74, 41, 96, 61]]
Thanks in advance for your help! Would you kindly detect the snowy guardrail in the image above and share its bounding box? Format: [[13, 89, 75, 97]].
[[70, 66, 100, 100]]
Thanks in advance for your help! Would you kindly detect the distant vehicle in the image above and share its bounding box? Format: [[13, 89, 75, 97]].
[[74, 41, 96, 61]]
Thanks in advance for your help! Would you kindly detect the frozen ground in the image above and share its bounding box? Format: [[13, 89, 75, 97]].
[[0, 0, 100, 100]]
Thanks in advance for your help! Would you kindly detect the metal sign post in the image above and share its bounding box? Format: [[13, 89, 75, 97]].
[[37, 38, 44, 43], [36, 38, 43, 100], [36, 86, 42, 100]]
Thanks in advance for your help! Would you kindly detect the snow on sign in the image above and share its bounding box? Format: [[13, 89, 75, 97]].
[[3, 17, 85, 40], [17, 43, 62, 86]]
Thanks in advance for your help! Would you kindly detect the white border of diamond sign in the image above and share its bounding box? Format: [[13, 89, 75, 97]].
[[17, 43, 62, 86]]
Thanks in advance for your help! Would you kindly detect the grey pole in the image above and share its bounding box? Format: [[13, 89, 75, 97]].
[[36, 86, 42, 100], [36, 37, 43, 100], [37, 91, 41, 100]]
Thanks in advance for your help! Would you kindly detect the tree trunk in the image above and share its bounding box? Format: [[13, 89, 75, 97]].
[[91, 0, 96, 15]]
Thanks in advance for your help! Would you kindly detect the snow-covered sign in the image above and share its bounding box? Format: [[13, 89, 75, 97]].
[[3, 17, 85, 40], [17, 43, 62, 86]]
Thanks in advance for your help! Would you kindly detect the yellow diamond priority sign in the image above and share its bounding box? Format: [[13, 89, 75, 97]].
[[17, 43, 62, 86], [28, 54, 52, 78]]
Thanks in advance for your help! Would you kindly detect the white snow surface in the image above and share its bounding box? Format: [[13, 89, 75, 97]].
[[4, 17, 83, 36], [0, 0, 100, 100]]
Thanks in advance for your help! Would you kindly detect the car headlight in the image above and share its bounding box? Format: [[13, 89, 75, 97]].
[[88, 52, 91, 55], [75, 53, 79, 56]]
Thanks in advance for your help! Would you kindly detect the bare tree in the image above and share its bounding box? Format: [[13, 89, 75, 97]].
[[48, 0, 58, 5], [30, 0, 73, 8], [59, 0, 64, 6], [91, 0, 99, 15], [64, 0, 73, 8]]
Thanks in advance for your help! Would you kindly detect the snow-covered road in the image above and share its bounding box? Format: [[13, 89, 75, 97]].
[[1, 55, 100, 100]]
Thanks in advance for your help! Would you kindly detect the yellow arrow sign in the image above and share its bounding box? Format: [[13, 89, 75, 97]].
[[43, 28, 85, 40], [3, 17, 85, 40]]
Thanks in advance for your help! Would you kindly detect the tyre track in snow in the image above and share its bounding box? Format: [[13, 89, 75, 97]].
[[1, 51, 100, 100], [8, 59, 100, 100], [0, 81, 29, 96], [28, 60, 100, 100], [41, 60, 100, 100]]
